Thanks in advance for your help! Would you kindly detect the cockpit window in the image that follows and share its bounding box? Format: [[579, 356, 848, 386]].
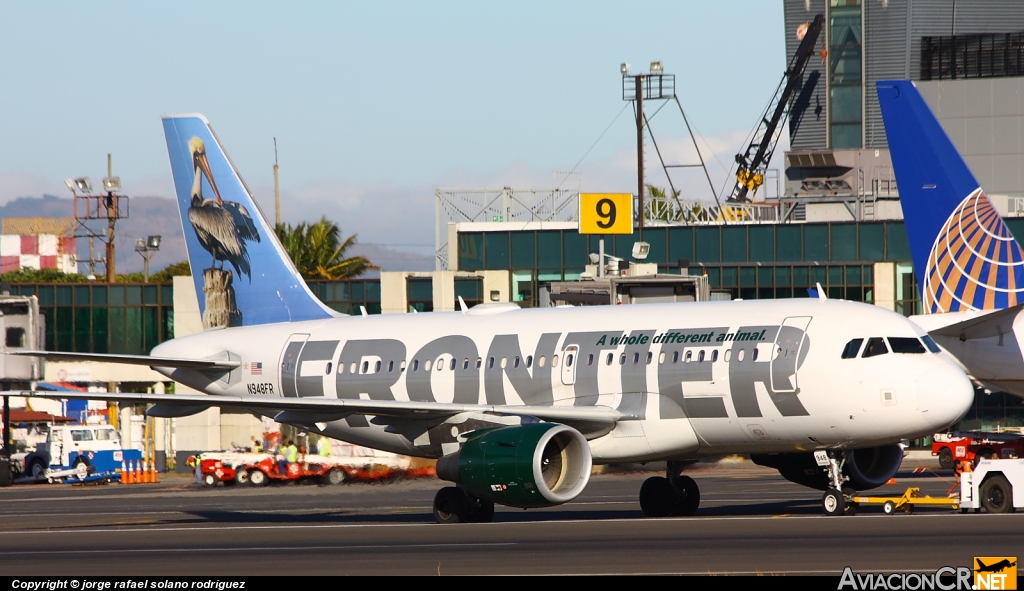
[[888, 337, 926, 354], [841, 338, 863, 359], [921, 335, 941, 353], [862, 337, 888, 358]]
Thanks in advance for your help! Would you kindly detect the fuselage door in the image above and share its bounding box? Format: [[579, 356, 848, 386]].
[[770, 317, 812, 393], [280, 333, 310, 398], [561, 345, 579, 386]]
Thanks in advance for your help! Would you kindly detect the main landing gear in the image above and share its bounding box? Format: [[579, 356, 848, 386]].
[[432, 487, 495, 524], [820, 450, 857, 516], [639, 461, 701, 517]]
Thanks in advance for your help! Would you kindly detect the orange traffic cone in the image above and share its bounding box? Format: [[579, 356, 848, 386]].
[[886, 477, 898, 485], [125, 460, 135, 484], [120, 460, 128, 484], [150, 461, 158, 483], [135, 460, 143, 484]]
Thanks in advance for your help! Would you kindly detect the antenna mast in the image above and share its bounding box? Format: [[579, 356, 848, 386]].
[[273, 138, 280, 227]]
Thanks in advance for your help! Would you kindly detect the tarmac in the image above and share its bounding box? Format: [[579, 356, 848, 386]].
[[0, 455, 1018, 575]]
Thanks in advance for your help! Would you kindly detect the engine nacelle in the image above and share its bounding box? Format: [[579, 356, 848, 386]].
[[436, 423, 592, 508], [751, 444, 903, 491]]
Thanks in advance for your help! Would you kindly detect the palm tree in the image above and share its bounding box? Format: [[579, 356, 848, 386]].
[[275, 217, 374, 280]]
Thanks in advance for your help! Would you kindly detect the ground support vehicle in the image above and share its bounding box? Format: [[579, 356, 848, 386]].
[[960, 458, 1024, 513], [20, 423, 142, 484], [198, 451, 434, 486], [851, 487, 960, 515], [931, 431, 1024, 469]]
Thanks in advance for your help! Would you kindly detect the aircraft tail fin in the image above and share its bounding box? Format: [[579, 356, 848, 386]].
[[877, 80, 1024, 313], [162, 114, 335, 329]]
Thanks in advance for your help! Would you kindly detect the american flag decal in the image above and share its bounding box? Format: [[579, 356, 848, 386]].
[[251, 362, 263, 376]]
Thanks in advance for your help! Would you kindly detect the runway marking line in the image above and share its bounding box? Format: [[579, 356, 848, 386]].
[[1, 542, 519, 557], [4, 510, 1022, 536]]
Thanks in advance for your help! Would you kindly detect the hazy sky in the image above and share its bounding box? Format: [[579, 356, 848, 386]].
[[0, 2, 787, 255]]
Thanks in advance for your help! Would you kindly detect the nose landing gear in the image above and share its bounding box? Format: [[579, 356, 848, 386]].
[[639, 461, 701, 517], [818, 450, 856, 516]]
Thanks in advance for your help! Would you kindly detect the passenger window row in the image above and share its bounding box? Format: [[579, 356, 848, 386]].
[[323, 341, 790, 375]]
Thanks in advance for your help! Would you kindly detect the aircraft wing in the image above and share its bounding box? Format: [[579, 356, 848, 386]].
[[11, 351, 240, 371], [925, 304, 1024, 341], [7, 390, 622, 436]]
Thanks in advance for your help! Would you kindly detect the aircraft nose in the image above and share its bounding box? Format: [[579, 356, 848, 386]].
[[916, 360, 974, 430]]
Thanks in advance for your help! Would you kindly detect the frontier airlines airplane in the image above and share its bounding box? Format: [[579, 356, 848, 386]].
[[17, 114, 973, 521]]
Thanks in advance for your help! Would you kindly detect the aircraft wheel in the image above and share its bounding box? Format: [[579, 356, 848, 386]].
[[433, 487, 471, 524], [883, 500, 897, 515], [980, 475, 1015, 514], [248, 469, 267, 486], [639, 476, 676, 517], [671, 475, 701, 516], [822, 488, 845, 516]]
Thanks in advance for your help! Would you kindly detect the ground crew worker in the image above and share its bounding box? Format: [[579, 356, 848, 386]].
[[187, 454, 202, 484], [277, 440, 290, 475], [251, 435, 263, 453], [317, 436, 331, 457], [286, 440, 299, 467]]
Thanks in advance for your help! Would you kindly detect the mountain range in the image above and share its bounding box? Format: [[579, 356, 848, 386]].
[[0, 195, 434, 276]]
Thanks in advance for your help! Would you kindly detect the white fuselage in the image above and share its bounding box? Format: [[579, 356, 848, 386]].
[[155, 299, 973, 462]]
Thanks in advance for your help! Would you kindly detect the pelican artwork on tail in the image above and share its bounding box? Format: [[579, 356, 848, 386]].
[[188, 137, 261, 281]]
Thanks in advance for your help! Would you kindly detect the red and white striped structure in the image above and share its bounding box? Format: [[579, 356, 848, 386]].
[[0, 234, 77, 274]]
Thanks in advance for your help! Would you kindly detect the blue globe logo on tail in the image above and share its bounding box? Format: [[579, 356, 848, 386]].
[[925, 189, 1024, 313]]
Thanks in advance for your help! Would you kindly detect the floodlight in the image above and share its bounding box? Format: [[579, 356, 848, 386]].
[[73, 177, 92, 194], [632, 241, 650, 260], [64, 178, 77, 194], [650, 61, 663, 74], [135, 239, 147, 252], [588, 253, 601, 264], [102, 176, 121, 193], [147, 235, 161, 250], [620, 62, 631, 76]]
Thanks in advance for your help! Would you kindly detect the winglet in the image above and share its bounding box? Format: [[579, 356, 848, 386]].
[[359, 305, 368, 317], [816, 282, 827, 300], [458, 296, 468, 313]]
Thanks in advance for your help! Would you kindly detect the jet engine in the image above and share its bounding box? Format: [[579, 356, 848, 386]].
[[436, 423, 592, 508], [751, 444, 903, 491]]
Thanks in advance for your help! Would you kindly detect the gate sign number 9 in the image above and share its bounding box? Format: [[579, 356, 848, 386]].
[[579, 193, 633, 235]]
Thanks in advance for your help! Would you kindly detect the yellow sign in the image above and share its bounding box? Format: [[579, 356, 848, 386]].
[[579, 193, 633, 235], [974, 557, 1017, 590]]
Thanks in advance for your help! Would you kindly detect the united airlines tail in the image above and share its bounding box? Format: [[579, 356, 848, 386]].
[[877, 80, 1024, 313], [162, 114, 334, 329]]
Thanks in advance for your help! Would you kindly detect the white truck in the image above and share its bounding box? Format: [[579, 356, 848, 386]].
[[20, 423, 140, 483], [960, 458, 1024, 513]]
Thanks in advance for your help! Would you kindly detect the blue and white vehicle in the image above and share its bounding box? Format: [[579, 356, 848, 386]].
[[22, 423, 141, 483]]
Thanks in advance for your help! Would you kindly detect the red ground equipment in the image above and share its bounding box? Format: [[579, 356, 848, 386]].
[[931, 431, 1024, 468]]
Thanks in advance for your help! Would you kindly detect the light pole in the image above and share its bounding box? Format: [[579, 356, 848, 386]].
[[621, 61, 674, 232], [135, 235, 161, 282], [66, 154, 129, 282]]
